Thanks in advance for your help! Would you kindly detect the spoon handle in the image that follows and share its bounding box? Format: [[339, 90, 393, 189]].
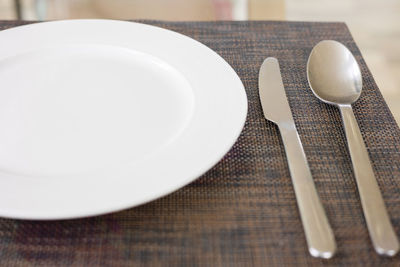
[[339, 104, 399, 256], [278, 123, 336, 259]]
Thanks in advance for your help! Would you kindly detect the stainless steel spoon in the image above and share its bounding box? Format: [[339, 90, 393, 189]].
[[307, 40, 399, 256]]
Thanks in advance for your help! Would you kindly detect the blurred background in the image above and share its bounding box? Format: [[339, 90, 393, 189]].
[[0, 0, 399, 125]]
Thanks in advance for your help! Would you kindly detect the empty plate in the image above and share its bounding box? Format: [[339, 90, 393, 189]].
[[0, 20, 247, 219]]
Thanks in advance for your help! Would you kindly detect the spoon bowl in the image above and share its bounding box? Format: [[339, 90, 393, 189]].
[[307, 40, 362, 106]]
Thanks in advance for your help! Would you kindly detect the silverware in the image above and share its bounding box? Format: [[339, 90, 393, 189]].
[[259, 57, 336, 259], [307, 40, 399, 256]]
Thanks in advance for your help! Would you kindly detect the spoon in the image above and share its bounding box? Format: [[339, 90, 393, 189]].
[[307, 40, 399, 256]]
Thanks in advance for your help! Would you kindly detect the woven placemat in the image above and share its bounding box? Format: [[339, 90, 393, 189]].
[[0, 20, 400, 266]]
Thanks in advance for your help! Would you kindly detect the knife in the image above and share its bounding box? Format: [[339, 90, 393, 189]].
[[258, 57, 337, 258]]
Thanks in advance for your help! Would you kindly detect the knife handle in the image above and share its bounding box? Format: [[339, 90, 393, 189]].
[[278, 122, 336, 259]]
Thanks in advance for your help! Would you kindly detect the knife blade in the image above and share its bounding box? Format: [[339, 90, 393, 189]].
[[259, 58, 293, 124], [258, 57, 337, 259]]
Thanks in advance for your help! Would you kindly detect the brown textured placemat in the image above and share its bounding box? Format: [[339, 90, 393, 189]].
[[0, 20, 400, 266]]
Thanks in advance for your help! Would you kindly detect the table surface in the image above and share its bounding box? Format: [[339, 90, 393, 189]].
[[0, 20, 400, 266]]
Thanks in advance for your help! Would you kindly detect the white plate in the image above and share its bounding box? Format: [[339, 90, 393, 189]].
[[0, 20, 247, 220]]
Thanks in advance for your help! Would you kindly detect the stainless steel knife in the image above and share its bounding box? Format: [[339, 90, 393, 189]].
[[258, 57, 336, 259]]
